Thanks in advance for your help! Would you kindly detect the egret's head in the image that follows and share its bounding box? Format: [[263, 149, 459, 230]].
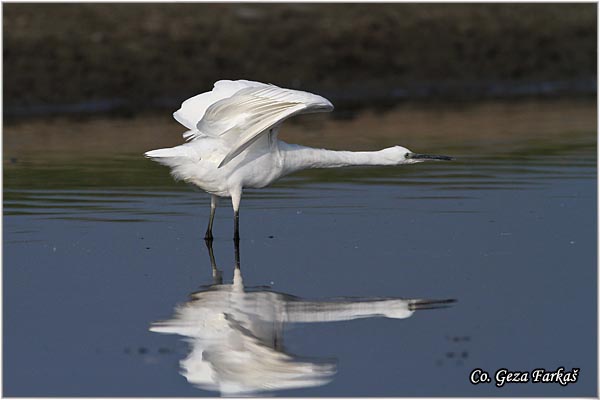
[[383, 146, 453, 165]]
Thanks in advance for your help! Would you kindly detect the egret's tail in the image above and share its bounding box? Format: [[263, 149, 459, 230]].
[[145, 148, 181, 159], [144, 146, 199, 167]]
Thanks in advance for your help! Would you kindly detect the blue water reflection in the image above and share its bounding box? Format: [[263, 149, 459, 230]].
[[151, 242, 454, 396]]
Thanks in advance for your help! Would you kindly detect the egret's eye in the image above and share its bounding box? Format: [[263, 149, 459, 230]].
[[405, 152, 411, 158]]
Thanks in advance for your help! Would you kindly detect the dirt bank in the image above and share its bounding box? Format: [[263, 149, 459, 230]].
[[4, 3, 596, 118]]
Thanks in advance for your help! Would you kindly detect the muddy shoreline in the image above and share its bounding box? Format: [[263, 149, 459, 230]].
[[4, 3, 596, 120]]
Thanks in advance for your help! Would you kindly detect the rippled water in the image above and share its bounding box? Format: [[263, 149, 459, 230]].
[[3, 101, 597, 396]]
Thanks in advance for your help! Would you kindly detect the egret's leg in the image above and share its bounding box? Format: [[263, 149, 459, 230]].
[[204, 237, 222, 284], [231, 189, 242, 242], [234, 236, 241, 270], [233, 211, 240, 242], [205, 195, 218, 241]]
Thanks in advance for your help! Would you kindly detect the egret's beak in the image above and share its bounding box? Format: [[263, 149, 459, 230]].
[[407, 153, 453, 161]]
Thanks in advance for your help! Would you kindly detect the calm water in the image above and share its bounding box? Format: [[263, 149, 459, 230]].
[[3, 102, 597, 396]]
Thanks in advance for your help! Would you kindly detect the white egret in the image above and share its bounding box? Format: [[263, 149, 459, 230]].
[[145, 80, 451, 240]]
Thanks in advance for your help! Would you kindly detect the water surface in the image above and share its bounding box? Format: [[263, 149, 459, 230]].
[[3, 100, 597, 396]]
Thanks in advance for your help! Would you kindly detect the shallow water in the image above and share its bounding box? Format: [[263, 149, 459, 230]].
[[3, 100, 597, 396]]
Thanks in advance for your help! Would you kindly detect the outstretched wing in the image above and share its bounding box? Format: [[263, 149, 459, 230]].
[[173, 80, 268, 131], [173, 80, 334, 168]]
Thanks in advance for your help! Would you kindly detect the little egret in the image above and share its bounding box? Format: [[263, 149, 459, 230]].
[[145, 79, 452, 240]]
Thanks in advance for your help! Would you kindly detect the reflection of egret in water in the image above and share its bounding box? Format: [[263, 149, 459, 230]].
[[151, 242, 455, 396]]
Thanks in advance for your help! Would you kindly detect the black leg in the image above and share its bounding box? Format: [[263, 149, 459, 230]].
[[204, 209, 215, 241], [233, 210, 240, 243], [205, 196, 217, 241], [234, 236, 241, 270]]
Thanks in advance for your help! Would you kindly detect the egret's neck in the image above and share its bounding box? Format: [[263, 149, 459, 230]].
[[279, 142, 400, 173]]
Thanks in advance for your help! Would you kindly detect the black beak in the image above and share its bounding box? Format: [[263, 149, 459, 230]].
[[409, 298, 457, 311], [407, 153, 453, 161]]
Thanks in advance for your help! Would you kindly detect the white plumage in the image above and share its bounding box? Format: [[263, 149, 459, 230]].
[[145, 79, 451, 240]]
